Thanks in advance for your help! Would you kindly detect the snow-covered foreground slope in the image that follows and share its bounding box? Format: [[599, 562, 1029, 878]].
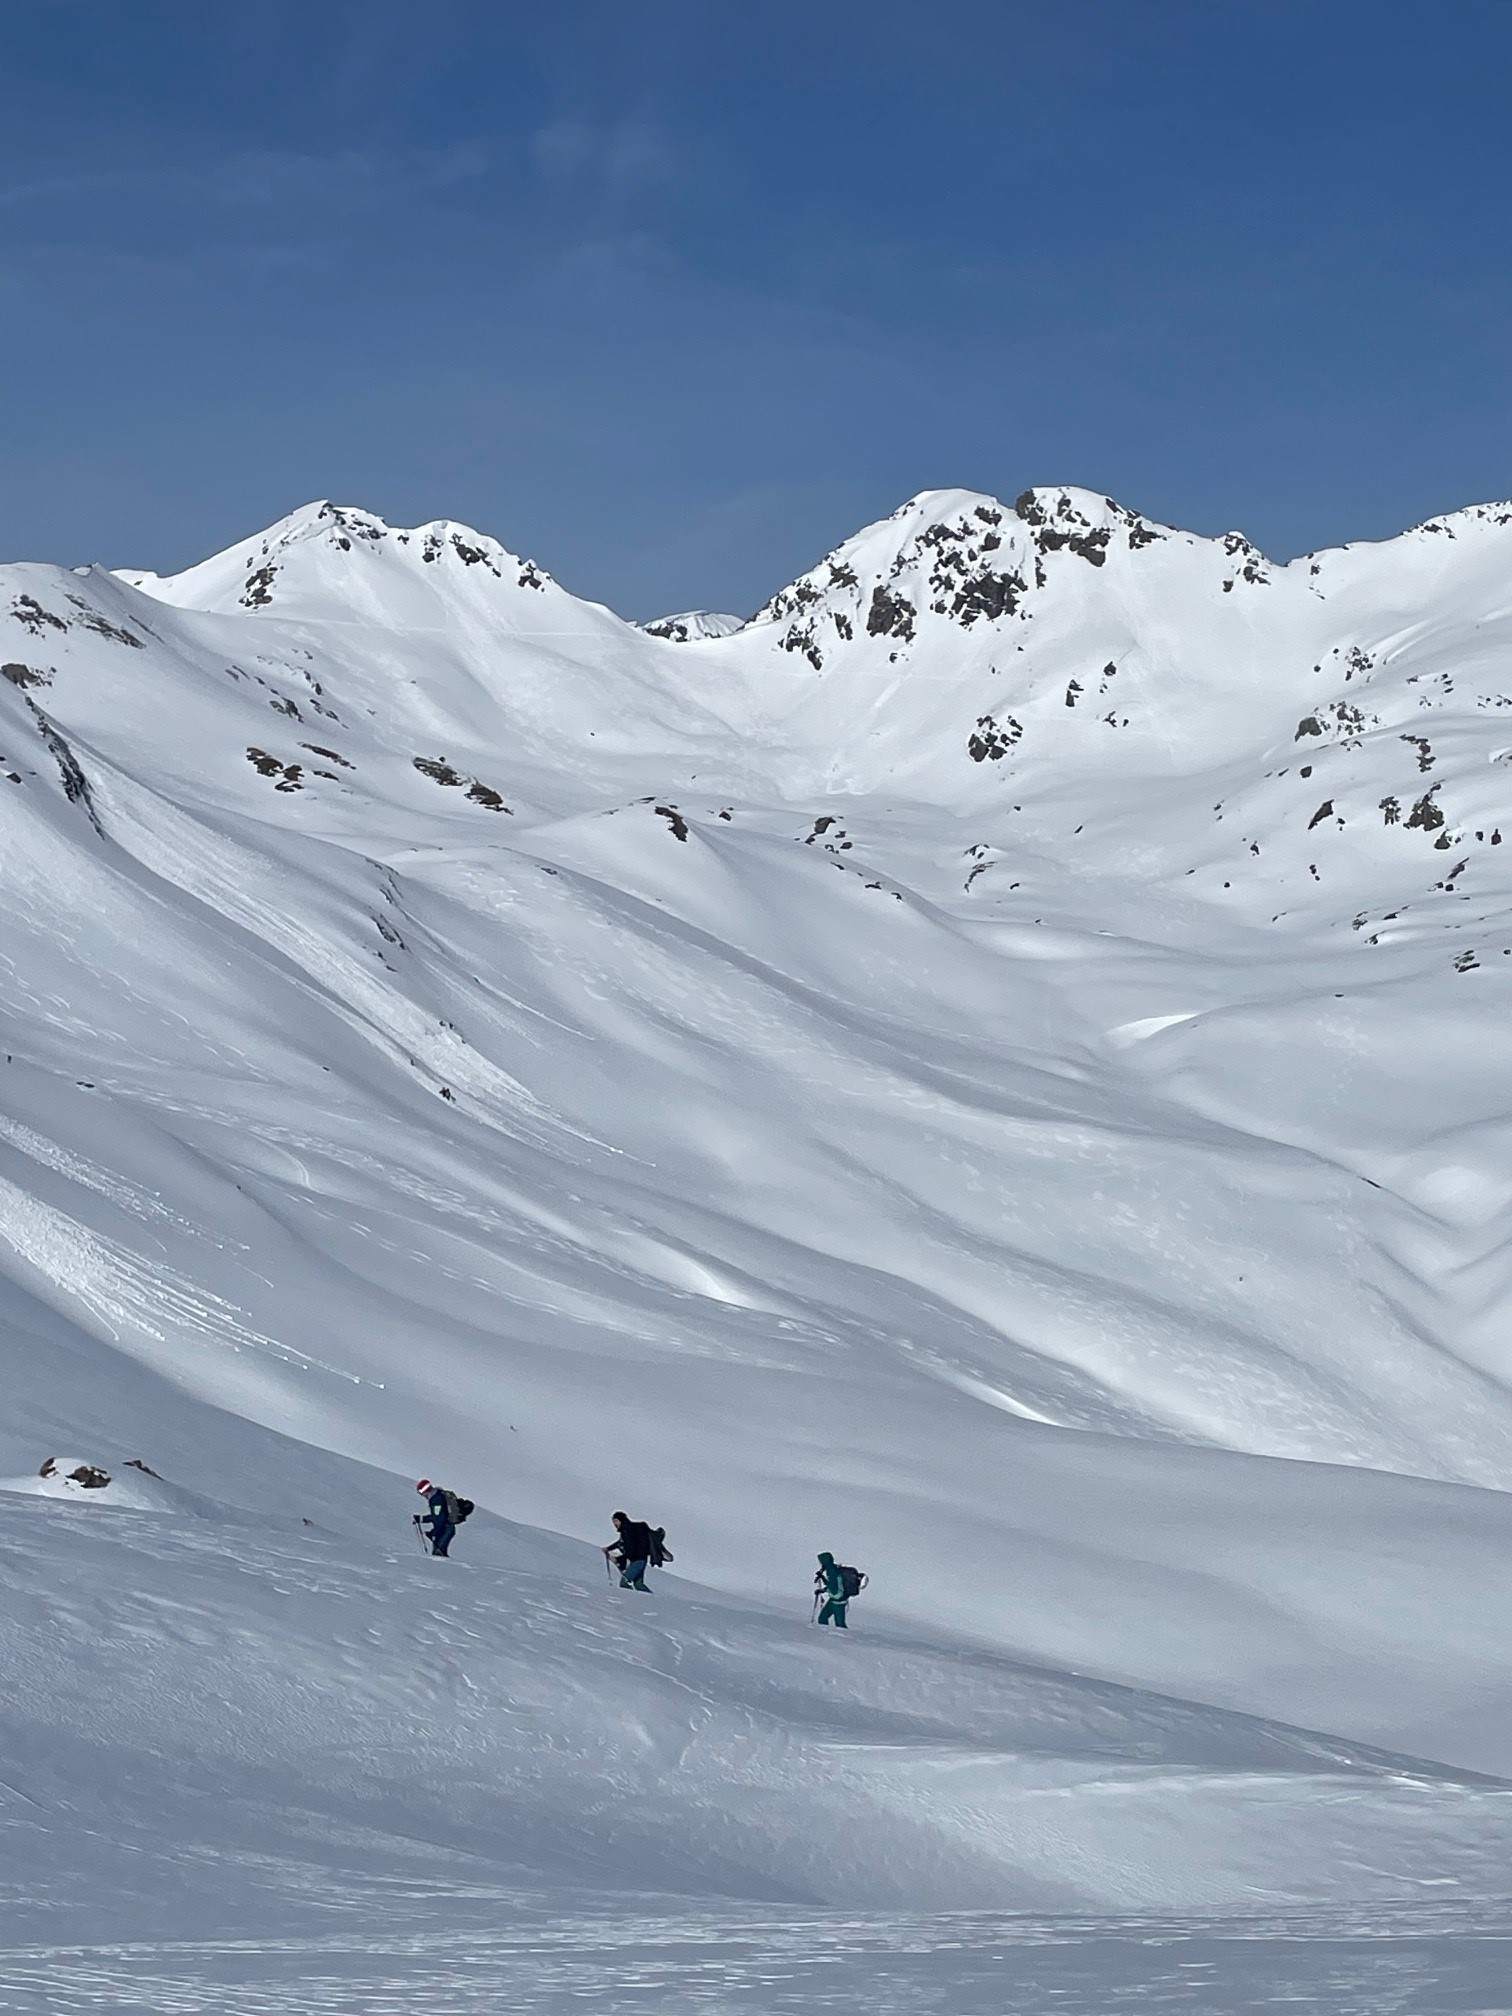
[[3, 487, 1511, 2008], [4, 1447, 1512, 2013]]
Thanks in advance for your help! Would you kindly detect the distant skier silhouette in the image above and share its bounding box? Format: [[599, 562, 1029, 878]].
[[814, 1551, 866, 1627], [603, 1511, 670, 1591], [415, 1478, 474, 1557]]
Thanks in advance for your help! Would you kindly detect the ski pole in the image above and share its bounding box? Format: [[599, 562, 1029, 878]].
[[413, 1515, 430, 1556]]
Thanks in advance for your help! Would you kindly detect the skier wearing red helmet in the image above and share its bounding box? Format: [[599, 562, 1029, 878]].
[[415, 1478, 456, 1557]]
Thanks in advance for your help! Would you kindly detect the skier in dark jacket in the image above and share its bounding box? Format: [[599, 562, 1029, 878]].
[[604, 1510, 658, 1591], [814, 1551, 850, 1627], [416, 1478, 456, 1557]]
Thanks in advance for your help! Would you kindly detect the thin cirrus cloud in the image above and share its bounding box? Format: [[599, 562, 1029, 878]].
[[528, 119, 675, 199], [0, 142, 492, 233]]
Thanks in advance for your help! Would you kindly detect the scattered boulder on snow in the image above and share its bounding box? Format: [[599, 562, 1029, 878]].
[[412, 755, 512, 813], [38, 1458, 112, 1489]]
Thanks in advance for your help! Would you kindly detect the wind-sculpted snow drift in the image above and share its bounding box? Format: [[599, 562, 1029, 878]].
[[3, 488, 1512, 2003]]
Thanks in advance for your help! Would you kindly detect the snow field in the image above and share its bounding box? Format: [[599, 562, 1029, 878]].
[[2, 484, 1510, 2008]]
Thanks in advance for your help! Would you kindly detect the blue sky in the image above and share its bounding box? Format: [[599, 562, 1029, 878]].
[[2, 1, 1508, 617]]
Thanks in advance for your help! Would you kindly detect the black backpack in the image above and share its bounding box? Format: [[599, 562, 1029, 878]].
[[838, 1563, 865, 1599], [444, 1491, 475, 1524], [648, 1526, 673, 1567]]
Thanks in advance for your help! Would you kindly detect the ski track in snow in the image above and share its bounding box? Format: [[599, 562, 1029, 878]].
[[3, 489, 1512, 2010], [6, 1904, 1512, 2015]]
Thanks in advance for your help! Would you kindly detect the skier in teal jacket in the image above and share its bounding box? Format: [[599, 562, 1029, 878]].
[[814, 1552, 850, 1628]]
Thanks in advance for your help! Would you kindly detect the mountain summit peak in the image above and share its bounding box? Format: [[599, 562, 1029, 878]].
[[118, 500, 570, 624]]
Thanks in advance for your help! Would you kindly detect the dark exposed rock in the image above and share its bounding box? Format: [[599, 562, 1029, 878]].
[[2, 662, 51, 688], [944, 569, 1025, 626], [12, 594, 68, 634], [1405, 788, 1445, 832], [26, 702, 104, 830], [780, 622, 824, 669], [411, 755, 513, 811], [803, 814, 852, 852], [967, 713, 1022, 762], [246, 747, 304, 792], [1013, 492, 1111, 565], [866, 585, 916, 641], [1221, 532, 1271, 586], [654, 804, 689, 840], [65, 597, 145, 647], [1327, 701, 1369, 742], [39, 1458, 111, 1488], [326, 506, 382, 543], [414, 757, 465, 787], [1039, 524, 1110, 566]]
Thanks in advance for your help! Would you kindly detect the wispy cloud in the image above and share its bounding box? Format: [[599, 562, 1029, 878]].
[[528, 118, 674, 199], [0, 142, 491, 220]]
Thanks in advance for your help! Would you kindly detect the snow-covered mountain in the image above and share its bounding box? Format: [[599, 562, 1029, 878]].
[[3, 485, 1511, 2008], [638, 607, 746, 641]]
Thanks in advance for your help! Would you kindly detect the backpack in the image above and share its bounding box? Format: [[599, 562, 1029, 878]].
[[648, 1526, 673, 1567], [443, 1491, 474, 1524], [838, 1563, 865, 1600]]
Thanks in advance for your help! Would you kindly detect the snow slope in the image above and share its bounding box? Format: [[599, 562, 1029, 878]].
[[3, 485, 1511, 2008], [4, 1449, 1512, 2013]]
